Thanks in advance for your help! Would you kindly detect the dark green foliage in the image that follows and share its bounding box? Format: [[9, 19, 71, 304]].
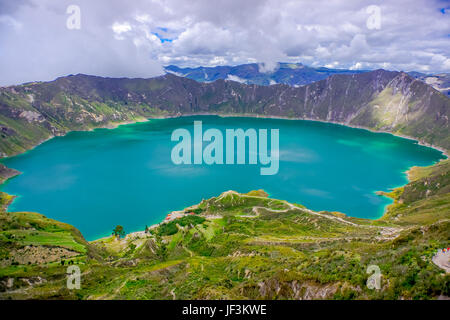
[[157, 215, 206, 236], [154, 235, 168, 261], [112, 225, 125, 238]]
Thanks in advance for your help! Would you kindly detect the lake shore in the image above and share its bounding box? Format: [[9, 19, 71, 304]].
[[0, 111, 447, 243], [91, 209, 193, 243], [180, 112, 449, 157], [1, 111, 447, 164]]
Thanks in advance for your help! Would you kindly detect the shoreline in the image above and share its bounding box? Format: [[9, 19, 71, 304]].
[[213, 112, 449, 157], [0, 112, 447, 243], [1, 112, 447, 161], [146, 112, 450, 157], [92, 210, 191, 243], [0, 118, 151, 163]]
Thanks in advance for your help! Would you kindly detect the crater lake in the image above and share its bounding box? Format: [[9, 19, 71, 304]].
[[1, 116, 446, 240]]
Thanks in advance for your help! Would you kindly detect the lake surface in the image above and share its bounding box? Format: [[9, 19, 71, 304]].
[[1, 116, 445, 240]]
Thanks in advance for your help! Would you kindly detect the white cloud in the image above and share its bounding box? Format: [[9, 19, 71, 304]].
[[258, 62, 279, 73], [112, 22, 132, 34], [350, 62, 363, 70], [0, 15, 22, 30], [1, 0, 449, 85], [209, 56, 227, 66], [111, 22, 132, 40], [325, 61, 340, 69], [226, 75, 247, 83]]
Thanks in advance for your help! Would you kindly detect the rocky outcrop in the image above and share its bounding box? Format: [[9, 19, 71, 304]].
[[0, 164, 19, 182], [0, 245, 79, 267], [241, 278, 360, 299]]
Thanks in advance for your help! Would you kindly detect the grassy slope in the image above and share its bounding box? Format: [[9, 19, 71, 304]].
[[380, 159, 450, 225], [0, 161, 448, 300], [0, 193, 102, 294]]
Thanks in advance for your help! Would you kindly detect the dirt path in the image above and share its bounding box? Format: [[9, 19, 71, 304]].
[[207, 191, 404, 241]]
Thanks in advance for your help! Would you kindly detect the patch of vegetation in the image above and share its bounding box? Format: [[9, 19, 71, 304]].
[[156, 215, 206, 236]]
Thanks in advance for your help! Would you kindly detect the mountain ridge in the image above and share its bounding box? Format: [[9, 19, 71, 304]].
[[164, 62, 368, 86], [165, 63, 450, 97], [0, 69, 448, 162]]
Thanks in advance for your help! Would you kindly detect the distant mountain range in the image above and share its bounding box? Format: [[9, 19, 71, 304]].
[[165, 63, 450, 97], [165, 62, 366, 86], [408, 72, 450, 97], [0, 69, 448, 159]]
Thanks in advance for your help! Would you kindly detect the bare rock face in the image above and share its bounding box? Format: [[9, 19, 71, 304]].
[[254, 278, 342, 299], [19, 111, 44, 123], [0, 163, 20, 182]]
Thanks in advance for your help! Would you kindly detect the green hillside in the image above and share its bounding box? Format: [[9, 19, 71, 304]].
[[0, 160, 448, 299]]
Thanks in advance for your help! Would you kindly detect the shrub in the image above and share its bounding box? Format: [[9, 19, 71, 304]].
[[158, 215, 206, 236]]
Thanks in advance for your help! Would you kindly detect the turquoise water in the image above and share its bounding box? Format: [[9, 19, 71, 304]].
[[1, 116, 445, 240]]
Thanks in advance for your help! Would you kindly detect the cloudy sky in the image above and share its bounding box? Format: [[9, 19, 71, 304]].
[[0, 0, 449, 85]]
